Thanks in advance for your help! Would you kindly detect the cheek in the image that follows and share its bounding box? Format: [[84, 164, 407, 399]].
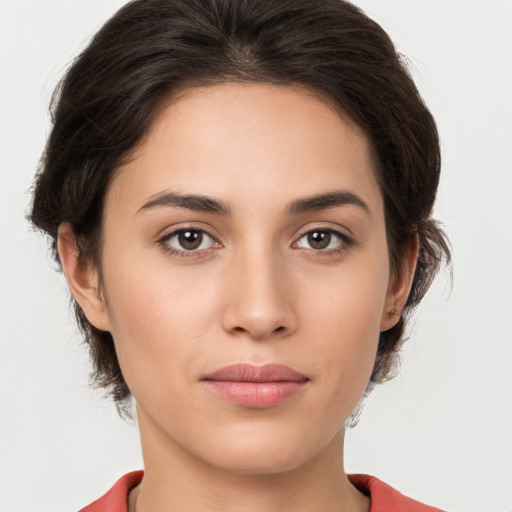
[[101, 254, 222, 391], [300, 250, 389, 336], [298, 254, 389, 390]]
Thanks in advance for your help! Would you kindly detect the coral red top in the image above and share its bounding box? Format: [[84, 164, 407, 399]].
[[79, 471, 444, 511]]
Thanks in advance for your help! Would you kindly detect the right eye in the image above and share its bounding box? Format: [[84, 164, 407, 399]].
[[161, 229, 217, 253]]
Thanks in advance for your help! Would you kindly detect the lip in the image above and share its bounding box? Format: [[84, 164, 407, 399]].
[[202, 364, 310, 409]]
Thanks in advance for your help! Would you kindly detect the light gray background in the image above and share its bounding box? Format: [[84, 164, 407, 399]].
[[1, 1, 511, 511]]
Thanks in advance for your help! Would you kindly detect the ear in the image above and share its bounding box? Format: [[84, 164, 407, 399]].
[[57, 222, 111, 332], [380, 234, 419, 332]]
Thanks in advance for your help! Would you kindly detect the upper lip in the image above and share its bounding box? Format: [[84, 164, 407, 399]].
[[202, 363, 309, 382]]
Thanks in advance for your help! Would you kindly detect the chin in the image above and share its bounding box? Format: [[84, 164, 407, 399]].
[[211, 449, 309, 476], [195, 424, 337, 476]]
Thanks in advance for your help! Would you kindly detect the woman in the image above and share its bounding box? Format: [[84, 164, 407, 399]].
[[30, 0, 450, 510]]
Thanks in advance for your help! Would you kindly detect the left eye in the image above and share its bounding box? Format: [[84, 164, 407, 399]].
[[163, 229, 215, 251], [295, 229, 346, 250]]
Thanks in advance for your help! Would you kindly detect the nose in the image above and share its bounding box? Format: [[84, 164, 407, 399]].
[[221, 248, 298, 340]]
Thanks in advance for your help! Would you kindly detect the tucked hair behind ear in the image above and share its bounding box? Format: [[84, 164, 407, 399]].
[[31, 0, 450, 415]]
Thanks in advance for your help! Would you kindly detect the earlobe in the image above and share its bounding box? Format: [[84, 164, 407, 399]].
[[57, 222, 111, 332], [380, 235, 420, 332]]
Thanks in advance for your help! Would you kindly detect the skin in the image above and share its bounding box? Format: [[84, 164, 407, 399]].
[[58, 83, 417, 512]]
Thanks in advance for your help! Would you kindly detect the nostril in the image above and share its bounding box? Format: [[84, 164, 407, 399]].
[[230, 324, 286, 337]]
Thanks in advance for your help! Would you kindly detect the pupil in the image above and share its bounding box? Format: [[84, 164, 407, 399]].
[[308, 230, 330, 249], [178, 230, 202, 250]]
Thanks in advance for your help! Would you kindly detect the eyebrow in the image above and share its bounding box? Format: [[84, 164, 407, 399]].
[[137, 191, 231, 215], [137, 189, 369, 217], [286, 190, 370, 216]]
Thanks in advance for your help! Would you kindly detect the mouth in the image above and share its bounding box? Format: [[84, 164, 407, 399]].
[[201, 364, 310, 409]]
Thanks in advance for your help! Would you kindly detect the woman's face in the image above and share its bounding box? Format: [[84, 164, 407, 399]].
[[84, 83, 403, 473]]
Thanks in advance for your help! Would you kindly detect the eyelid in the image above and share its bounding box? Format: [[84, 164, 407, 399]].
[[292, 225, 354, 252], [154, 220, 219, 240], [157, 224, 222, 257]]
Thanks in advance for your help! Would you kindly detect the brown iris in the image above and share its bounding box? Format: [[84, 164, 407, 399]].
[[178, 230, 203, 250], [307, 230, 331, 249]]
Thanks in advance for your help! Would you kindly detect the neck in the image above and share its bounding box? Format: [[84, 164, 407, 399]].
[[133, 410, 369, 512]]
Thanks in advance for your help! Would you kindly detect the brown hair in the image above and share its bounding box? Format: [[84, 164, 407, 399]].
[[31, 0, 450, 413]]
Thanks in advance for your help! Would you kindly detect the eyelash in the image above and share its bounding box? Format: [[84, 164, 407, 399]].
[[157, 227, 353, 258], [158, 227, 220, 259], [293, 228, 353, 256]]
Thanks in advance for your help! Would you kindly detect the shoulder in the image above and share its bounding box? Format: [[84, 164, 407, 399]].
[[78, 471, 143, 512], [349, 474, 445, 512]]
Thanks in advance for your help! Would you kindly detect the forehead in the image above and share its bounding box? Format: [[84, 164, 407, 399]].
[[107, 82, 382, 216]]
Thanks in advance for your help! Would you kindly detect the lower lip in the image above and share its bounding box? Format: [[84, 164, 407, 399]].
[[203, 380, 308, 408]]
